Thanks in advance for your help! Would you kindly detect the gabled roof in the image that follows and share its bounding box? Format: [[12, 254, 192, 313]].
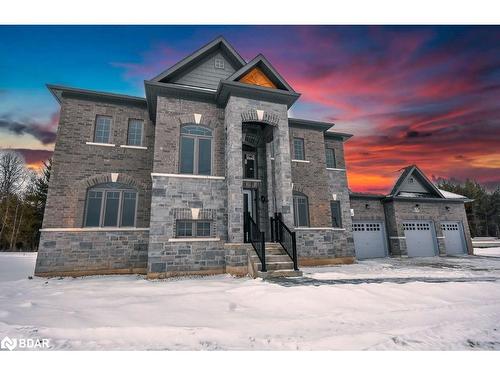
[[389, 165, 445, 198], [226, 54, 296, 92], [151, 36, 246, 83], [438, 189, 468, 200]]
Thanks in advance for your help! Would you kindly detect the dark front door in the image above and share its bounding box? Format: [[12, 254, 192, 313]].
[[243, 189, 257, 242]]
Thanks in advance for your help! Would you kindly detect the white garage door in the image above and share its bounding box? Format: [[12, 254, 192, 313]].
[[441, 222, 466, 255], [403, 221, 437, 257], [353, 222, 387, 259]]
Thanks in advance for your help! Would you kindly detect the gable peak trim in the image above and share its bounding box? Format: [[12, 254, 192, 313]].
[[227, 54, 295, 92], [150, 36, 246, 83]]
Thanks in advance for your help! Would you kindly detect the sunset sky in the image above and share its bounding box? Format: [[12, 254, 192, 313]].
[[1, 25, 499, 193]]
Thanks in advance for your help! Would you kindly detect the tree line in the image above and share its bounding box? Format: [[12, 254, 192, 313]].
[[437, 178, 500, 238], [0, 150, 51, 251]]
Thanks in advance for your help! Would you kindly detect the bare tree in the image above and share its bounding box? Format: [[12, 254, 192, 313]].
[[0, 150, 27, 247], [0, 150, 26, 198]]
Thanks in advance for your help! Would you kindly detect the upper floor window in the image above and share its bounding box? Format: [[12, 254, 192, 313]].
[[127, 119, 144, 146], [180, 125, 212, 175], [330, 200, 342, 228], [293, 192, 310, 227], [84, 182, 137, 227], [293, 138, 305, 160], [94, 115, 112, 144], [325, 148, 336, 168]]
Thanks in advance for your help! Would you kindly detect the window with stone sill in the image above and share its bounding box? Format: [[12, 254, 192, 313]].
[[293, 137, 305, 160], [179, 124, 213, 175], [293, 192, 310, 227], [175, 220, 212, 238], [84, 182, 137, 228], [325, 147, 336, 168], [94, 115, 112, 144], [127, 119, 144, 146]]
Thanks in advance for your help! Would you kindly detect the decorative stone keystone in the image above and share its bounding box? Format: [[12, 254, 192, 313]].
[[191, 208, 200, 219], [194, 113, 202, 124]]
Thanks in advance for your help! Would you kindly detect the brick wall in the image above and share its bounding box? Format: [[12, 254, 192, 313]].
[[42, 95, 153, 228], [153, 96, 225, 175], [289, 126, 331, 227]]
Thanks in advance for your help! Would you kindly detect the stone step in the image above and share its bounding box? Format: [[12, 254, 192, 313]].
[[250, 254, 291, 262], [257, 269, 303, 278], [265, 243, 284, 248], [257, 261, 294, 271], [261, 251, 284, 257]]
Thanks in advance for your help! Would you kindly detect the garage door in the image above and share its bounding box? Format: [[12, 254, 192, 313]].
[[353, 222, 387, 259], [403, 221, 437, 257], [441, 222, 466, 255]]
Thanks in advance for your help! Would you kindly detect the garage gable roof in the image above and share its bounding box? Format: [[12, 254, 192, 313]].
[[389, 165, 445, 198]]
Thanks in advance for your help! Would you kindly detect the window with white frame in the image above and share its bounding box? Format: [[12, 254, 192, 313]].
[[293, 138, 305, 160], [127, 119, 144, 146], [94, 115, 112, 143], [179, 124, 213, 175], [84, 182, 137, 227], [214, 58, 224, 69], [293, 192, 310, 227], [176, 220, 212, 237]]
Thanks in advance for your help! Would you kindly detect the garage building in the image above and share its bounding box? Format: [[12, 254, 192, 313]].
[[350, 165, 473, 259]]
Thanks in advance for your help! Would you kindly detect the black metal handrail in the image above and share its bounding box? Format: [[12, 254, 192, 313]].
[[270, 212, 298, 271], [244, 212, 266, 272]]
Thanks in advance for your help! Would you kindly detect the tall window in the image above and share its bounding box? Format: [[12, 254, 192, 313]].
[[179, 125, 212, 175], [293, 138, 305, 160], [293, 192, 310, 227], [84, 182, 137, 227], [94, 115, 112, 143], [176, 220, 212, 238], [325, 148, 336, 168], [127, 119, 144, 146], [330, 200, 342, 228]]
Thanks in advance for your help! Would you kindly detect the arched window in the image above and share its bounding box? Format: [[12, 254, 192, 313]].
[[179, 124, 213, 175], [84, 182, 137, 227], [293, 191, 310, 227]]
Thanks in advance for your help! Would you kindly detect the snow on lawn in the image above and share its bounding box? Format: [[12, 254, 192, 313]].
[[474, 247, 500, 257], [1, 252, 500, 350]]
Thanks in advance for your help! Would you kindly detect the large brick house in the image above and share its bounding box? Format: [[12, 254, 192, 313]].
[[35, 37, 473, 278]]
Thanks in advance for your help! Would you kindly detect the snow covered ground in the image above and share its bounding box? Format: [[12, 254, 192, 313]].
[[474, 246, 500, 257], [1, 251, 500, 350]]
